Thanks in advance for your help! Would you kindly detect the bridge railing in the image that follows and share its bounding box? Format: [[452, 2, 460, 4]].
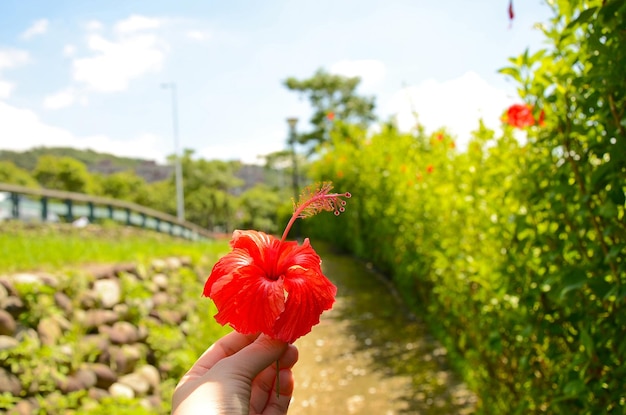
[[0, 183, 213, 240]]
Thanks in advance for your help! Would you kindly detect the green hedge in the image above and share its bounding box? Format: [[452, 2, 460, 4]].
[[303, 1, 625, 412]]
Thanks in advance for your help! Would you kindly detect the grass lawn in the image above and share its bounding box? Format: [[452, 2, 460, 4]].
[[0, 221, 230, 273]]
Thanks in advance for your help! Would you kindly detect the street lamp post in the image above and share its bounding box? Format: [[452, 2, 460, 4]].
[[162, 82, 185, 222], [286, 117, 299, 239]]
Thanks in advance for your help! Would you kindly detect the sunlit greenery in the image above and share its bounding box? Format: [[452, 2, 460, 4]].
[[0, 222, 229, 273]]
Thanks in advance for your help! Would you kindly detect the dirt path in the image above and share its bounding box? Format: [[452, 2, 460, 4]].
[[290, 247, 476, 414]]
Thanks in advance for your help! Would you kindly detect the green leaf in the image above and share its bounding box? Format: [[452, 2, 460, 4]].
[[559, 268, 587, 299], [579, 327, 595, 357], [498, 66, 521, 83], [565, 7, 598, 31]]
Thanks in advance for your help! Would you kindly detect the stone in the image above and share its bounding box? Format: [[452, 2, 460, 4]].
[[7, 398, 38, 415], [82, 334, 110, 353], [152, 274, 168, 290], [89, 363, 118, 389], [0, 309, 16, 336], [150, 259, 167, 272], [1, 296, 25, 319], [37, 317, 63, 346], [88, 387, 110, 401], [81, 309, 119, 329], [118, 372, 150, 395], [56, 368, 97, 393], [165, 257, 182, 269], [0, 277, 17, 296], [78, 291, 98, 309], [10, 273, 42, 286], [152, 292, 169, 307], [93, 279, 121, 309], [15, 328, 40, 345], [102, 321, 139, 345], [0, 335, 19, 350], [109, 382, 135, 399], [105, 344, 144, 375], [0, 283, 8, 302], [0, 368, 22, 395], [136, 365, 160, 390], [53, 292, 73, 315], [150, 308, 184, 325]]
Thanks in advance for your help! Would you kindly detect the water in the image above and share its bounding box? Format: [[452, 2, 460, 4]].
[[291, 245, 476, 414]]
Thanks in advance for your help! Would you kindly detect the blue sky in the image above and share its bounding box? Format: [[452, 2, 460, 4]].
[[0, 1, 553, 164]]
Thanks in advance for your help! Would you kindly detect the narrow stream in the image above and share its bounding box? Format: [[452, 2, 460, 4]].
[[291, 245, 477, 414]]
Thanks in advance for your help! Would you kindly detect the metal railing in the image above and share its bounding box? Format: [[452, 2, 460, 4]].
[[0, 183, 213, 240]]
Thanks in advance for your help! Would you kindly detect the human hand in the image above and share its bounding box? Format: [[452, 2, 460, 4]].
[[172, 331, 299, 415]]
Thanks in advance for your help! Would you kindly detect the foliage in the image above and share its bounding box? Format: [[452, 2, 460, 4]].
[[94, 170, 151, 204], [284, 68, 376, 150], [175, 151, 244, 231], [33, 155, 97, 193], [0, 226, 231, 414], [1, 146, 291, 234], [305, 2, 625, 410], [235, 183, 286, 233], [0, 222, 228, 273], [0, 161, 39, 187]]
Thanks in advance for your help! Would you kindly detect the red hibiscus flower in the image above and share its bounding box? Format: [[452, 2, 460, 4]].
[[203, 182, 350, 343], [504, 104, 536, 128]]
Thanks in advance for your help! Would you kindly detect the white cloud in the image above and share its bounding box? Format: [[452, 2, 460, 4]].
[[20, 19, 49, 40], [0, 48, 30, 98], [72, 32, 165, 93], [0, 48, 30, 70], [85, 20, 103, 31], [330, 59, 386, 91], [186, 30, 211, 41], [386, 71, 515, 149], [198, 131, 286, 165], [114, 15, 162, 35], [63, 44, 76, 57], [43, 88, 77, 110], [0, 81, 13, 99], [0, 101, 166, 162]]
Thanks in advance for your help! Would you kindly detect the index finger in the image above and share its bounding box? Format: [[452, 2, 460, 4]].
[[180, 331, 260, 382]]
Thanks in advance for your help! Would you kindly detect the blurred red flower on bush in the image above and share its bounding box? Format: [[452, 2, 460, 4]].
[[426, 164, 434, 174], [538, 109, 546, 126], [504, 104, 538, 128], [326, 111, 335, 121]]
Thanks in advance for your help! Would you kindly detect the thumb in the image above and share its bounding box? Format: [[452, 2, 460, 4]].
[[217, 334, 287, 379]]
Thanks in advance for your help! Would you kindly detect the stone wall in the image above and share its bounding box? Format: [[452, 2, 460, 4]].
[[0, 257, 208, 414]]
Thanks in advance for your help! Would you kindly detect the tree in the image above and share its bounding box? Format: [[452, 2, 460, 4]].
[[95, 170, 150, 204], [235, 183, 285, 233], [283, 68, 376, 150], [0, 161, 39, 188], [173, 150, 244, 231], [33, 155, 96, 193]]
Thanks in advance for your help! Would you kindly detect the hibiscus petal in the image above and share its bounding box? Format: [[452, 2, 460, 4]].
[[203, 248, 252, 297], [231, 230, 279, 266], [272, 266, 337, 343], [211, 264, 286, 335], [277, 238, 323, 275]]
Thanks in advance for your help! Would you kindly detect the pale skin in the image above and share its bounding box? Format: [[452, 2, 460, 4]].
[[172, 332, 299, 415]]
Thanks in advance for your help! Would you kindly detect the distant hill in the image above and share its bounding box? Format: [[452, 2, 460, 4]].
[[0, 147, 148, 172], [0, 147, 285, 188], [0, 147, 172, 183]]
